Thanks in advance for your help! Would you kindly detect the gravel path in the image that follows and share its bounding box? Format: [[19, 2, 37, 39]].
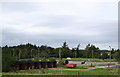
[[68, 61, 118, 66], [50, 61, 118, 71], [48, 68, 95, 71], [48, 65, 116, 71]]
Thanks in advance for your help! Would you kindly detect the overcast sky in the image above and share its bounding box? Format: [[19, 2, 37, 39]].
[[1, 0, 119, 50]]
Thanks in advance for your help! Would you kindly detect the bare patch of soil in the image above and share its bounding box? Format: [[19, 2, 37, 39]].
[[48, 68, 95, 71]]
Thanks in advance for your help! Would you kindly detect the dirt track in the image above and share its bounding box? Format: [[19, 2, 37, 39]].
[[48, 65, 116, 71], [49, 61, 118, 71], [48, 68, 95, 71], [68, 61, 118, 66]]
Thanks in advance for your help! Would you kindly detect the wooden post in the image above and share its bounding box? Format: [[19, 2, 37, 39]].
[[61, 70, 62, 75], [108, 64, 109, 68], [45, 62, 48, 68], [77, 72, 80, 75], [59, 49, 62, 60], [25, 63, 27, 70], [12, 48, 15, 56], [19, 49, 21, 60], [39, 63, 41, 69], [52, 63, 54, 68], [91, 63, 93, 67], [32, 63, 34, 69]]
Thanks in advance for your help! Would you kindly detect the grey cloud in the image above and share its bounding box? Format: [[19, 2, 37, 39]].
[[34, 15, 76, 28], [2, 25, 117, 48], [2, 1, 118, 50], [1, 2, 40, 13]]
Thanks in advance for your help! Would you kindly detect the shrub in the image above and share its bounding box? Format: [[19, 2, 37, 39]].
[[2, 53, 16, 72]]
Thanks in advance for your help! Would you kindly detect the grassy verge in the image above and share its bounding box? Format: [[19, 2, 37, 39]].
[[2, 67, 118, 75], [19, 58, 116, 62], [57, 65, 88, 69], [63, 58, 116, 62]]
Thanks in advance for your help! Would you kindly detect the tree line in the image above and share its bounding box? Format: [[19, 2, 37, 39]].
[[2, 42, 119, 59], [1, 42, 120, 72]]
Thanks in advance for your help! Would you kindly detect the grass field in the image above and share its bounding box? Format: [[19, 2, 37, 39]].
[[19, 58, 116, 62], [2, 67, 119, 75], [57, 65, 88, 69], [63, 58, 116, 61], [2, 58, 118, 77]]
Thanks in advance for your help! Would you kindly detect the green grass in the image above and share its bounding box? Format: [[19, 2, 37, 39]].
[[63, 58, 116, 62], [2, 67, 119, 75], [57, 65, 88, 69], [19, 58, 116, 62]]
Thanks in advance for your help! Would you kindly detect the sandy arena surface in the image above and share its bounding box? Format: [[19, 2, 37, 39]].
[[49, 61, 118, 71], [68, 61, 118, 66], [48, 68, 95, 71]]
